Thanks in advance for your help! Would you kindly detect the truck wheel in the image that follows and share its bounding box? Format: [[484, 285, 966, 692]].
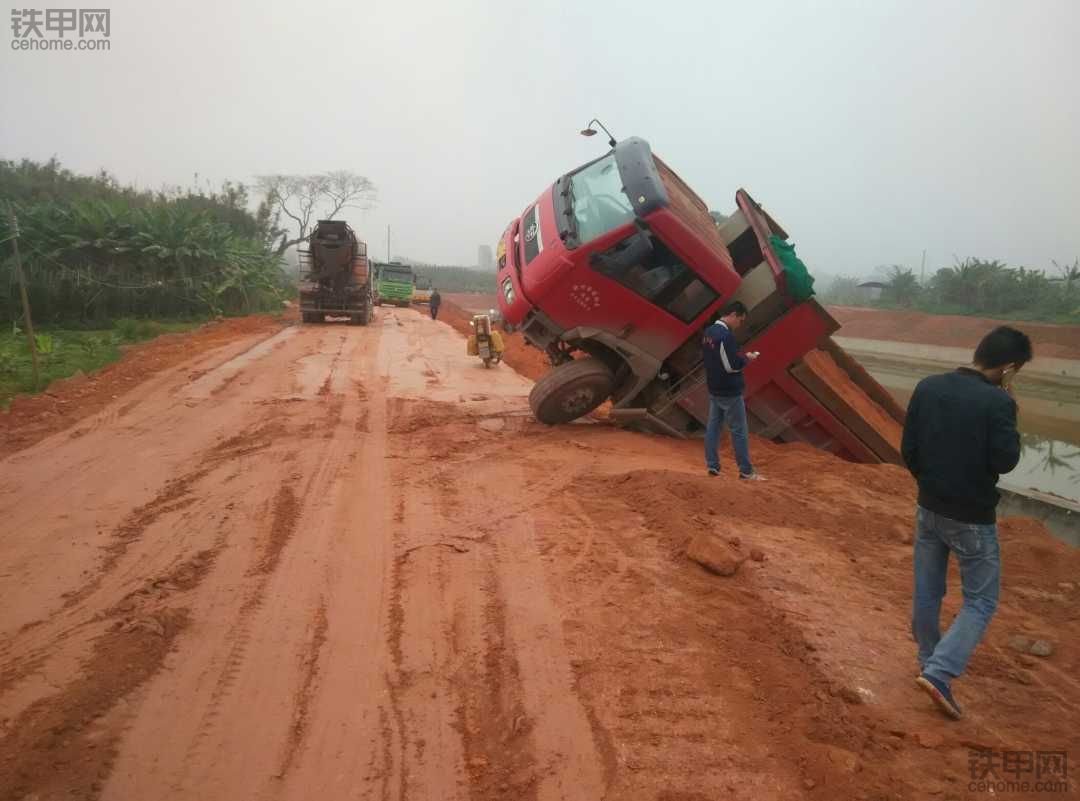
[[358, 303, 371, 326], [529, 357, 614, 425], [302, 312, 321, 324]]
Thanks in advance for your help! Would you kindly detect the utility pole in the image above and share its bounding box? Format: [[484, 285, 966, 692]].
[[387, 224, 390, 262], [920, 249, 926, 286], [7, 204, 40, 390]]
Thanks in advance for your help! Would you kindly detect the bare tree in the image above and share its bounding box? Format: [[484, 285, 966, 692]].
[[256, 171, 376, 255]]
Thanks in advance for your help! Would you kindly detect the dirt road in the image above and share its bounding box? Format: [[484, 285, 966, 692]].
[[2, 308, 1078, 801]]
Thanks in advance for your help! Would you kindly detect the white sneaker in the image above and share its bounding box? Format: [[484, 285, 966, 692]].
[[739, 472, 767, 481]]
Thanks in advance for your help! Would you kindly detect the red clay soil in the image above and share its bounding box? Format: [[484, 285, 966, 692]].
[[801, 348, 904, 454], [438, 300, 550, 381], [0, 313, 289, 458], [1, 307, 1078, 800], [443, 293, 498, 314], [830, 306, 1080, 360]]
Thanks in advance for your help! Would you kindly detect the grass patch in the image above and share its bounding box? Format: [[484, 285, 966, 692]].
[[0, 318, 203, 408]]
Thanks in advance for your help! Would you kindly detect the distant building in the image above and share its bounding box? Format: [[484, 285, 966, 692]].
[[477, 245, 494, 271], [857, 281, 886, 302]]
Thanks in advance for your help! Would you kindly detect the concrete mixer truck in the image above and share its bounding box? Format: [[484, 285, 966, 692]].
[[298, 220, 373, 325]]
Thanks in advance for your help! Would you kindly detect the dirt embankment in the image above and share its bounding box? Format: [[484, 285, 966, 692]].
[[438, 300, 550, 381], [829, 306, 1080, 360], [0, 314, 289, 459], [443, 293, 498, 314]]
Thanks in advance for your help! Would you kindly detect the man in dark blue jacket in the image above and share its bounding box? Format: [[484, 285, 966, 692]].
[[701, 301, 764, 480], [902, 326, 1031, 720]]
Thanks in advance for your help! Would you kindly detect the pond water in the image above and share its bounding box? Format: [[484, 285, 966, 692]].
[[1008, 434, 1080, 504]]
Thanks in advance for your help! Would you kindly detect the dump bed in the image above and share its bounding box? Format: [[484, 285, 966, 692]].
[[631, 191, 906, 464]]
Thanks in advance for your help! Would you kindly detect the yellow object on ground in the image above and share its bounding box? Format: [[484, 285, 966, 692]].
[[467, 315, 504, 366]]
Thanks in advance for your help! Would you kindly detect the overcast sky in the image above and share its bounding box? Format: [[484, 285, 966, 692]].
[[2, 0, 1078, 277]]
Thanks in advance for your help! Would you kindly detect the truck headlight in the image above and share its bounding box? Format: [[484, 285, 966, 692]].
[[502, 278, 515, 305]]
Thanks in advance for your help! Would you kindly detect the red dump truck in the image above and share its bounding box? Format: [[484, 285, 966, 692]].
[[495, 136, 905, 464]]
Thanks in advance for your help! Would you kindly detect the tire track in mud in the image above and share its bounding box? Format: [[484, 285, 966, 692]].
[[383, 524, 415, 800], [66, 419, 285, 612], [178, 470, 305, 778], [382, 396, 606, 801], [0, 425, 284, 701], [276, 595, 329, 779], [254, 484, 301, 576], [173, 333, 366, 791], [452, 560, 538, 801], [0, 545, 225, 801]]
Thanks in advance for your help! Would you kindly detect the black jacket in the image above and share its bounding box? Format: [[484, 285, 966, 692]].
[[901, 368, 1021, 524], [702, 322, 747, 397]]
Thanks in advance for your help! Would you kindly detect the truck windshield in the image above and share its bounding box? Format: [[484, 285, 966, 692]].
[[569, 155, 635, 243], [383, 271, 412, 283]]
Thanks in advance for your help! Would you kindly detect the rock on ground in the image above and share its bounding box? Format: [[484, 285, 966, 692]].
[[686, 534, 747, 577]]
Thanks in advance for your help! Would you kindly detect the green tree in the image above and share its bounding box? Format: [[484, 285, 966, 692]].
[[0, 158, 288, 323], [883, 265, 921, 307], [1054, 258, 1080, 296]]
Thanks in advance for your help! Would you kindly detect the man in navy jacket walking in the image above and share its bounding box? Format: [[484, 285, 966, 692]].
[[902, 326, 1030, 720], [701, 301, 765, 481]]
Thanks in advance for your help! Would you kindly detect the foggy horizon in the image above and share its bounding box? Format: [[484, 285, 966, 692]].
[[2, 0, 1078, 278]]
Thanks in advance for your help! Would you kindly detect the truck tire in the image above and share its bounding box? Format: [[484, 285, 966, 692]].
[[302, 312, 321, 324], [529, 357, 614, 425], [349, 303, 371, 326]]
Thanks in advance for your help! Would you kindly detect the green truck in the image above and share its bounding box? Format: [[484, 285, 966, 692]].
[[373, 262, 415, 307]]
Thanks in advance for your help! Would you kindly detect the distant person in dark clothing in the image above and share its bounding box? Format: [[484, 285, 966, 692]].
[[430, 289, 441, 320], [701, 301, 764, 481], [903, 326, 1031, 720]]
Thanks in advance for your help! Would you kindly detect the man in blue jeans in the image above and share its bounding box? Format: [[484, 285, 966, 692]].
[[702, 301, 765, 481], [902, 326, 1031, 719]]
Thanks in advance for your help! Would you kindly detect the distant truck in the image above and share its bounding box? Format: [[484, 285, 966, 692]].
[[495, 136, 906, 465], [298, 220, 372, 325], [373, 261, 415, 307], [412, 275, 434, 305]]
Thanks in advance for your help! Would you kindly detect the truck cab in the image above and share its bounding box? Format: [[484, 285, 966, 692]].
[[496, 137, 906, 465], [374, 261, 415, 307], [498, 137, 746, 422]]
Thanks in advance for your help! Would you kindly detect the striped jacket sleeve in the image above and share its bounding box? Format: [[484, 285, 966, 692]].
[[718, 327, 747, 373]]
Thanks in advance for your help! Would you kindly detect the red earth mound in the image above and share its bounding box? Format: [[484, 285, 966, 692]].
[[830, 306, 1080, 360]]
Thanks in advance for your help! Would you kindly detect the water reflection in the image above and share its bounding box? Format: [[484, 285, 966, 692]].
[[1009, 434, 1080, 504]]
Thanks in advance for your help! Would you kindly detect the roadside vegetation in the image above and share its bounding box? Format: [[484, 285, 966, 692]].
[[0, 318, 201, 407], [821, 258, 1080, 323], [0, 157, 292, 401], [0, 157, 291, 325]]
